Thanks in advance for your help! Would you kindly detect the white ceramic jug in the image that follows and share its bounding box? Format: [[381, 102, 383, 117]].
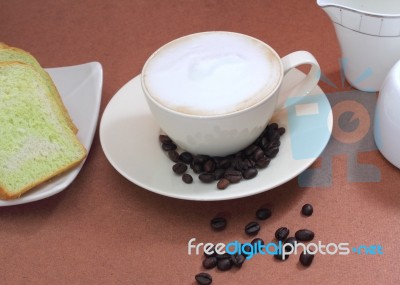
[[374, 59, 400, 169], [317, 0, 400, 92]]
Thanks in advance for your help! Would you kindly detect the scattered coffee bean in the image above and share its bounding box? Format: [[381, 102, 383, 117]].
[[245, 221, 260, 236], [244, 144, 258, 156], [162, 142, 177, 151], [217, 178, 230, 190], [284, 237, 297, 248], [241, 244, 252, 257], [167, 150, 179, 162], [203, 160, 216, 172], [216, 253, 231, 260], [182, 173, 193, 184], [299, 251, 314, 267], [195, 272, 212, 285], [255, 157, 270, 168], [204, 245, 216, 257], [251, 238, 264, 246], [159, 134, 172, 144], [243, 168, 258, 179], [179, 151, 194, 164], [256, 207, 272, 220], [301, 204, 313, 216], [278, 127, 286, 136], [265, 146, 279, 158], [224, 169, 242, 183], [210, 217, 227, 231], [199, 173, 215, 183], [231, 254, 245, 268], [202, 256, 218, 269], [217, 258, 232, 271], [172, 163, 187, 174], [275, 227, 290, 241], [274, 252, 289, 261], [295, 229, 315, 241], [213, 168, 226, 180]]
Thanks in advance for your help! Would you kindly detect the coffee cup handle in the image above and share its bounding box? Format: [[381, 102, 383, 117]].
[[275, 51, 321, 110]]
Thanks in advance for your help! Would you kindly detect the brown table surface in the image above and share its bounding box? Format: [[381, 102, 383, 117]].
[[1, 1, 400, 284]]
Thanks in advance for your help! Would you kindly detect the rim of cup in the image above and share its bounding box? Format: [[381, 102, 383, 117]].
[[141, 31, 284, 119]]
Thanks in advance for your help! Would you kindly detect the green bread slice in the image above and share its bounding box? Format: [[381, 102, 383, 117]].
[[0, 62, 87, 199], [0, 43, 78, 133]]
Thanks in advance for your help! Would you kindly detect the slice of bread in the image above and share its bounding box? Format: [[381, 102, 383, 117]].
[[0, 62, 87, 199], [0, 43, 78, 133]]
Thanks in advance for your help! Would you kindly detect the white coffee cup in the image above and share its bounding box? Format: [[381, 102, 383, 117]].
[[141, 31, 320, 156]]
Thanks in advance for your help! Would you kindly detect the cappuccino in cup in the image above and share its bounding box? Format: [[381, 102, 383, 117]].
[[142, 31, 320, 156], [142, 32, 282, 116]]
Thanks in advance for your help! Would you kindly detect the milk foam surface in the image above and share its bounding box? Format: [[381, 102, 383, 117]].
[[143, 32, 282, 116]]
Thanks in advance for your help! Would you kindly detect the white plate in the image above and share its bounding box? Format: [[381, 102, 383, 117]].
[[100, 69, 332, 201], [0, 62, 103, 207]]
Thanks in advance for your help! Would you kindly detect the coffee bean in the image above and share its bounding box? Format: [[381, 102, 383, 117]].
[[260, 136, 269, 150], [268, 123, 278, 130], [217, 178, 230, 190], [265, 146, 279, 158], [161, 123, 284, 188], [245, 221, 260, 235], [203, 159, 216, 172], [275, 227, 290, 241], [159, 134, 172, 144], [243, 168, 258, 179], [267, 130, 281, 142], [167, 150, 179, 162], [251, 238, 264, 246], [191, 163, 203, 174], [256, 208, 272, 220], [195, 272, 212, 285], [295, 229, 315, 241], [179, 151, 193, 164], [224, 169, 242, 183], [217, 258, 232, 271], [202, 256, 217, 269], [267, 140, 281, 149], [199, 173, 215, 183], [182, 173, 193, 184], [299, 251, 314, 267], [241, 244, 252, 257], [210, 217, 227, 231], [218, 158, 231, 169], [301, 203, 313, 216], [213, 169, 226, 180], [231, 254, 245, 268], [193, 155, 210, 164], [162, 142, 177, 151], [172, 163, 187, 174], [274, 252, 289, 261], [204, 245, 216, 257], [231, 158, 247, 171], [284, 237, 297, 248], [216, 253, 231, 260], [244, 144, 258, 156]]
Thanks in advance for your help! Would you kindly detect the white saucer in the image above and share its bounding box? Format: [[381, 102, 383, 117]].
[[0, 62, 103, 207], [100, 69, 332, 201]]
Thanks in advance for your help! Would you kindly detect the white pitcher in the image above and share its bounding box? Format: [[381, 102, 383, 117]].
[[317, 0, 400, 92], [374, 59, 400, 169]]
